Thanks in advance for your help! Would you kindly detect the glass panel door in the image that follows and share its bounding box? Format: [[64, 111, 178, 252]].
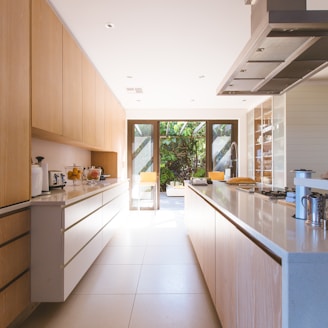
[[128, 121, 159, 210], [208, 121, 238, 178]]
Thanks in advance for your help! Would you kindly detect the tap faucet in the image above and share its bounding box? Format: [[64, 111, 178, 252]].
[[230, 141, 238, 177]]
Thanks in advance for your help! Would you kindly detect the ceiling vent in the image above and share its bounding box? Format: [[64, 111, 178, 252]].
[[217, 0, 328, 95], [126, 87, 143, 94]]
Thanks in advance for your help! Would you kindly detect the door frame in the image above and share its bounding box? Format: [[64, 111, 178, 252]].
[[127, 120, 159, 210], [127, 119, 238, 209]]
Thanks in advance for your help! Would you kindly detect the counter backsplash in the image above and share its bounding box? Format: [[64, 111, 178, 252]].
[[32, 138, 91, 173]]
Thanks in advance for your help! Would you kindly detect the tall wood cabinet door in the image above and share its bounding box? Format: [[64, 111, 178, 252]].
[[111, 98, 126, 153], [0, 0, 30, 207], [104, 88, 113, 150], [109, 98, 119, 152], [31, 0, 63, 135], [82, 53, 96, 146], [95, 73, 105, 148], [236, 231, 282, 328], [63, 29, 83, 141]]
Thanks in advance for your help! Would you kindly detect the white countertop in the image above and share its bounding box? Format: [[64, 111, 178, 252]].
[[30, 178, 126, 206], [189, 181, 328, 261]]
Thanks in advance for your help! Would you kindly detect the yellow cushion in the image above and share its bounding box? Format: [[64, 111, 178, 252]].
[[208, 171, 225, 180]]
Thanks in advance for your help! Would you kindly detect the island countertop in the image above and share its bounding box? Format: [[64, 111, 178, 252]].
[[188, 181, 328, 261]]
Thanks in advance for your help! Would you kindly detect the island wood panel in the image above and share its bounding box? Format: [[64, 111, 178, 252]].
[[236, 230, 282, 328], [31, 0, 63, 135], [63, 28, 83, 142], [215, 211, 237, 328], [82, 53, 96, 146], [0, 0, 30, 207], [185, 187, 216, 302], [184, 187, 204, 266], [202, 201, 216, 303]]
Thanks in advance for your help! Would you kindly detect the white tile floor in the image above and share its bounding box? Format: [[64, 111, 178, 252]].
[[20, 196, 221, 328]]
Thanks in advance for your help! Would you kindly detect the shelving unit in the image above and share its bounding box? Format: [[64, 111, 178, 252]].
[[254, 99, 273, 187], [248, 95, 285, 189]]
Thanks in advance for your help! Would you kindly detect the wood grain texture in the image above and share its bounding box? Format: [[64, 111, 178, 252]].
[[0, 272, 30, 328], [82, 53, 96, 146], [0, 210, 30, 245], [63, 28, 83, 141], [0, 0, 30, 207], [31, 0, 63, 135]]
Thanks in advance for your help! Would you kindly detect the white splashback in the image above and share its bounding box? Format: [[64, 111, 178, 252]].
[[32, 138, 91, 172], [286, 83, 328, 187], [307, 0, 328, 10]]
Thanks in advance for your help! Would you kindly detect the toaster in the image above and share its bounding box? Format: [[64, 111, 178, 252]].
[[49, 170, 66, 189]]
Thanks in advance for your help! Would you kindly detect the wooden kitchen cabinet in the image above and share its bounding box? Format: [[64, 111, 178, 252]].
[[0, 0, 30, 208], [31, 0, 63, 135], [63, 28, 83, 142], [0, 209, 31, 328], [30, 0, 126, 154]]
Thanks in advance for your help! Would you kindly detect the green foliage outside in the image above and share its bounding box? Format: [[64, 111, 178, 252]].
[[159, 121, 206, 191]]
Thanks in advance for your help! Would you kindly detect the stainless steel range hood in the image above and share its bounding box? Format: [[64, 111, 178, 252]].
[[217, 0, 328, 95]]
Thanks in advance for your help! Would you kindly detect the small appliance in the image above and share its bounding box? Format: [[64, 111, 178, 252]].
[[49, 170, 66, 189]]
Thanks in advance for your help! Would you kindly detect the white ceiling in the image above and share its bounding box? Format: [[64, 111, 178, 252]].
[[48, 0, 328, 113]]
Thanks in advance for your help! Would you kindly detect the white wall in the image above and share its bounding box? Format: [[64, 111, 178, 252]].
[[126, 107, 250, 177], [286, 82, 328, 187], [307, 0, 328, 9]]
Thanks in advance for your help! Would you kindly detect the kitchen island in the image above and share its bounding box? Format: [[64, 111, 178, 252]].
[[30, 179, 129, 302], [185, 181, 328, 328]]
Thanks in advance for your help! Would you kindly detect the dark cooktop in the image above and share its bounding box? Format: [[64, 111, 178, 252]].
[[237, 185, 289, 199]]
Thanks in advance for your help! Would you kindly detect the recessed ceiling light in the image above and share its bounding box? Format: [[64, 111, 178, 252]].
[[105, 22, 115, 29]]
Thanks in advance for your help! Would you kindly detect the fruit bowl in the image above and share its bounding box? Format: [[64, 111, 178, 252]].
[[65, 165, 83, 185], [85, 167, 102, 184]]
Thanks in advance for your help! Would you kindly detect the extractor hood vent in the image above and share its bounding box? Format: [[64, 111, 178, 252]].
[[217, 2, 328, 95]]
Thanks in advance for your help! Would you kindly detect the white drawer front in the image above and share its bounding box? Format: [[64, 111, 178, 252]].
[[103, 182, 129, 204], [64, 208, 102, 264], [102, 198, 120, 226], [64, 231, 103, 300], [64, 193, 102, 229]]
